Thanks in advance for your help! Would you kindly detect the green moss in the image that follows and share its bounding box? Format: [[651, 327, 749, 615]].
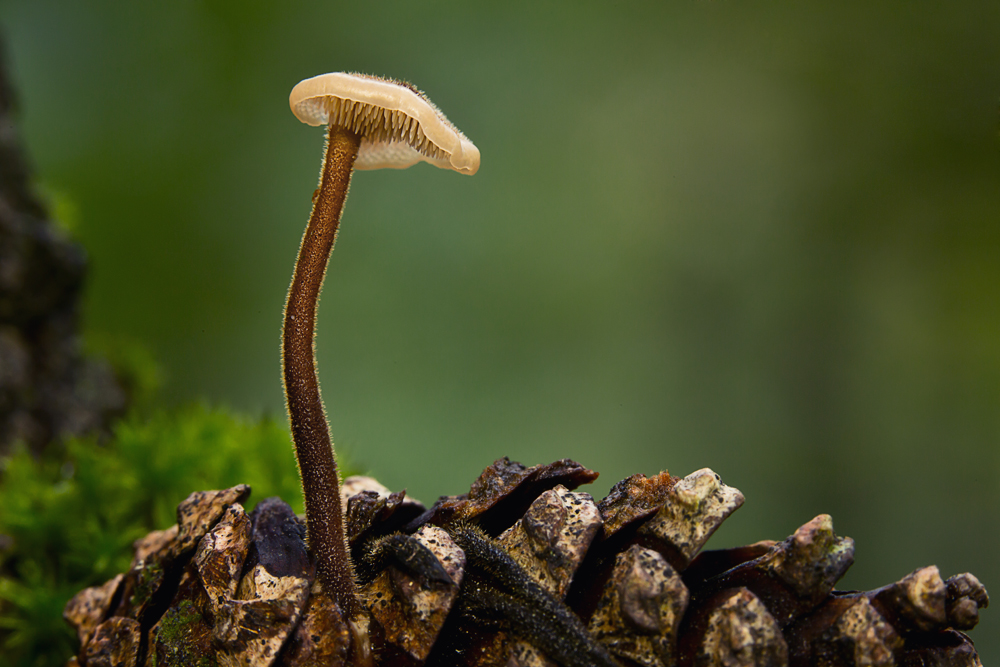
[[130, 560, 164, 609], [149, 599, 217, 667], [0, 403, 350, 667], [158, 599, 201, 638]]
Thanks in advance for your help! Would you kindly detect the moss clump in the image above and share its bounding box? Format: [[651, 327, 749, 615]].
[[149, 599, 217, 667], [0, 404, 333, 667], [130, 560, 165, 610]]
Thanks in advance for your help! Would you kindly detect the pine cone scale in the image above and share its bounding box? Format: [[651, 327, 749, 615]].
[[64, 460, 988, 667]]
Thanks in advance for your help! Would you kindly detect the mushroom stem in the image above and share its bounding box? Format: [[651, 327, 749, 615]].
[[283, 123, 363, 619]]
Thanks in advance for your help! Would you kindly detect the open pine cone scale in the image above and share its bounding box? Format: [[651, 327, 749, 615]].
[[64, 458, 988, 667]]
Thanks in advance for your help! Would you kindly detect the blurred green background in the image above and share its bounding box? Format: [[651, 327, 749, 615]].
[[3, 0, 998, 658]]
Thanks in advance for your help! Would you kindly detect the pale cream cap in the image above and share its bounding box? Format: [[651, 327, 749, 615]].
[[290, 72, 480, 175]]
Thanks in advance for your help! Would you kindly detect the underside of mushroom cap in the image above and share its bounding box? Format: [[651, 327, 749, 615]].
[[290, 72, 480, 175]]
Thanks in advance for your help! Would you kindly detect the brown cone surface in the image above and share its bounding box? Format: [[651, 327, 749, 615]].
[[65, 460, 988, 667]]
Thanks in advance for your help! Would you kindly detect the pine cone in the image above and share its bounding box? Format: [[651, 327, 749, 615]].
[[64, 459, 988, 667]]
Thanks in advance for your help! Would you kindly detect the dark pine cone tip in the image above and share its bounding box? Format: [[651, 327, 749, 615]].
[[64, 460, 988, 667]]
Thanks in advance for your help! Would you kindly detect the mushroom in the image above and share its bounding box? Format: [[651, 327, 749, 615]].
[[283, 71, 479, 648]]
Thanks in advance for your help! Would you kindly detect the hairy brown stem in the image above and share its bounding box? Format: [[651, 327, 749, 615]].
[[283, 123, 363, 619]]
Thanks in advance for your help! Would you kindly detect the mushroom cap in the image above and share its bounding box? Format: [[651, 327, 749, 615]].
[[290, 72, 480, 175]]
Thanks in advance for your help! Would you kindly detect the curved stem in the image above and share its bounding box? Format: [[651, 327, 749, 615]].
[[283, 123, 363, 619]]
